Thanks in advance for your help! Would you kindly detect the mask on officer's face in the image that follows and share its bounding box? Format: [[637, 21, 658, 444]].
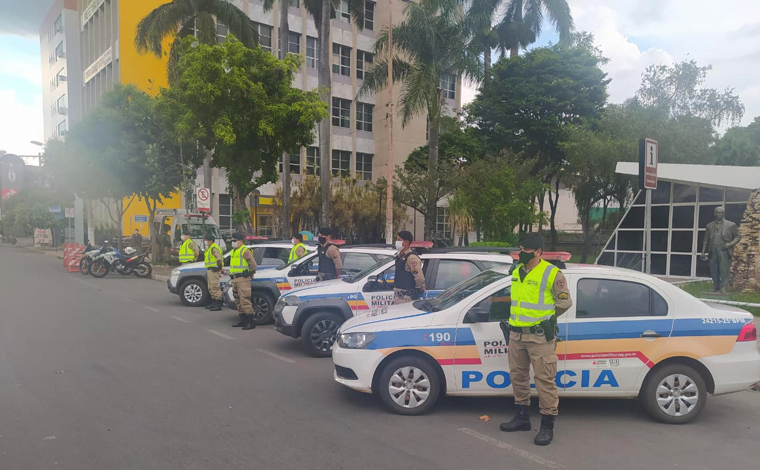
[[518, 250, 536, 265], [318, 236, 327, 244], [395, 240, 404, 250]]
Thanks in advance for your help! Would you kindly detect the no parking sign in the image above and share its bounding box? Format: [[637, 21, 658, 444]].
[[197, 187, 211, 212]]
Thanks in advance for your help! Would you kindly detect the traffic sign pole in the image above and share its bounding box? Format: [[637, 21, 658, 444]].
[[639, 138, 658, 275]]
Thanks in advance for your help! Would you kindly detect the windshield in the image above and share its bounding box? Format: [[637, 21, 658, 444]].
[[344, 257, 393, 284], [283, 251, 317, 269], [184, 223, 220, 239], [427, 269, 508, 312]]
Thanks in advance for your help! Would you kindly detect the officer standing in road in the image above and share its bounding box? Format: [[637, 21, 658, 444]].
[[316, 228, 341, 281], [178, 229, 200, 264], [500, 233, 572, 446], [393, 230, 425, 304], [229, 232, 258, 330], [203, 232, 224, 312], [288, 233, 307, 263]]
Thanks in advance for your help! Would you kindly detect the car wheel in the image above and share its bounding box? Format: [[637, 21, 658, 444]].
[[251, 292, 275, 325], [640, 363, 707, 424], [179, 279, 209, 307], [377, 355, 440, 416], [301, 312, 343, 358]]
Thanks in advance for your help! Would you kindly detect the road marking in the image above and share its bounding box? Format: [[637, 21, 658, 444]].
[[207, 329, 235, 340], [71, 277, 98, 288], [43, 436, 56, 441], [457, 428, 564, 470], [170, 316, 190, 323], [144, 306, 160, 312], [255, 349, 296, 364]]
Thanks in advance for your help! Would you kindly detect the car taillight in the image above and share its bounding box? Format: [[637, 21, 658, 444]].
[[737, 322, 757, 342]]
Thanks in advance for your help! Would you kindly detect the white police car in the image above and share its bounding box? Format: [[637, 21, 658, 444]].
[[223, 245, 398, 325], [167, 242, 315, 307], [273, 248, 516, 357], [332, 264, 760, 424]]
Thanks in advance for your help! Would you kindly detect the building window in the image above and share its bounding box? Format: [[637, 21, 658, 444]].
[[55, 41, 65, 60], [54, 14, 63, 33], [338, 0, 351, 23], [436, 207, 452, 241], [218, 194, 232, 233], [306, 147, 320, 175], [332, 43, 351, 76], [56, 68, 66, 87], [356, 153, 373, 180], [356, 102, 373, 132], [306, 36, 319, 68], [440, 73, 456, 100], [258, 215, 276, 237], [279, 31, 301, 56], [57, 94, 67, 114], [332, 150, 351, 177], [332, 97, 351, 128], [57, 120, 68, 137], [279, 153, 301, 174], [255, 23, 273, 53], [364, 1, 375, 30], [216, 22, 228, 42], [357, 50, 373, 80]]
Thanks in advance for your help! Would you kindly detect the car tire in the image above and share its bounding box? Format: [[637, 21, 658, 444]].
[[179, 279, 209, 307], [251, 292, 275, 325], [377, 355, 440, 416], [301, 312, 343, 358], [640, 363, 707, 424]]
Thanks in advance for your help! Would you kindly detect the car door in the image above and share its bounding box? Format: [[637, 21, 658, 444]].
[[284, 253, 320, 290], [562, 275, 673, 394], [358, 260, 402, 313]]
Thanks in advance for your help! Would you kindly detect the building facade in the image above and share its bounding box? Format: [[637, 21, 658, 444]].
[[40, 0, 82, 142]]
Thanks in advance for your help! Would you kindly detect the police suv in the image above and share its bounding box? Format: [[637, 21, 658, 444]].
[[332, 264, 760, 424], [272, 248, 516, 357], [222, 245, 399, 325], [167, 242, 315, 307]]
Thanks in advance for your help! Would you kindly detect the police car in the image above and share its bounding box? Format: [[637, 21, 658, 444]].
[[222, 245, 399, 325], [167, 242, 315, 307], [332, 264, 760, 424], [272, 248, 516, 357]]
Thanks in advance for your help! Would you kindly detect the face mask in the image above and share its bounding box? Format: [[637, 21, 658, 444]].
[[395, 241, 404, 250], [518, 250, 536, 265], [318, 236, 327, 244], [233, 241, 241, 248]]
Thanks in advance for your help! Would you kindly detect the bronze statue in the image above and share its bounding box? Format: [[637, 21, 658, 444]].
[[700, 206, 740, 294]]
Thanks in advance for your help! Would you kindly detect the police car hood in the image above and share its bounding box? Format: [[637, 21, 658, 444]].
[[284, 279, 348, 298], [177, 261, 205, 271], [339, 302, 432, 333]]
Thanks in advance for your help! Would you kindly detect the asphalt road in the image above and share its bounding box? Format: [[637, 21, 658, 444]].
[[1, 245, 758, 470]]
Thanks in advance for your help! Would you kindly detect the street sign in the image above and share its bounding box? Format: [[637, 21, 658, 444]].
[[55, 213, 65, 220], [639, 138, 658, 190], [134, 215, 148, 223], [49, 205, 62, 213], [65, 207, 75, 218], [197, 187, 211, 212]]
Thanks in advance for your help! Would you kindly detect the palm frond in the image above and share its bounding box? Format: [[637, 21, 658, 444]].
[[135, 0, 195, 56], [541, 0, 574, 42], [209, 0, 258, 47]]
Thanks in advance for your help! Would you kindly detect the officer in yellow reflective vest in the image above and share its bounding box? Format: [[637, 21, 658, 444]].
[[500, 233, 572, 447], [288, 233, 307, 263], [203, 232, 224, 311], [178, 229, 200, 264], [229, 232, 258, 330]]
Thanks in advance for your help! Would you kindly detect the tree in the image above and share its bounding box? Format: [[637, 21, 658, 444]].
[[468, 41, 609, 248], [404, 117, 487, 171], [164, 37, 328, 234], [393, 160, 459, 238], [635, 60, 744, 128], [715, 117, 760, 167], [360, 0, 482, 239], [0, 188, 71, 241]]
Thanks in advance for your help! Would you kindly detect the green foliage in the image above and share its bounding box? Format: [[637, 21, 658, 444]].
[[715, 117, 760, 167], [405, 118, 487, 171], [393, 160, 459, 220], [0, 188, 71, 236], [162, 36, 328, 206]]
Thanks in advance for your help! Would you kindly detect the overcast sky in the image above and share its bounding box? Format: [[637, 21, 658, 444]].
[[2, 0, 760, 156]]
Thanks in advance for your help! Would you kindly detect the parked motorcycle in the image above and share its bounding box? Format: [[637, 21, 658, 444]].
[[90, 247, 152, 279], [79, 242, 109, 276]]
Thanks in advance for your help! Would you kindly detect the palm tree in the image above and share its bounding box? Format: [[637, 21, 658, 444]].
[[359, 0, 481, 240], [496, 0, 574, 58]]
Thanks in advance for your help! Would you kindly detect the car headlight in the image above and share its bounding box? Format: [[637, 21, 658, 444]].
[[171, 268, 180, 276], [281, 296, 301, 307], [337, 332, 376, 349]]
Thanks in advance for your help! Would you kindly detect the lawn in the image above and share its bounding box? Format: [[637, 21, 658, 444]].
[[679, 281, 760, 317]]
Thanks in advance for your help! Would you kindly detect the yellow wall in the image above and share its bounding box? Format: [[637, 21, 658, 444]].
[[122, 194, 182, 237]]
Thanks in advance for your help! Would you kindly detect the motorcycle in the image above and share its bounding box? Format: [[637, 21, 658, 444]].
[[90, 247, 152, 279], [79, 242, 109, 276]]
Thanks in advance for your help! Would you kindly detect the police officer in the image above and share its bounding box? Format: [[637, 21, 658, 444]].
[[178, 229, 200, 264], [316, 228, 341, 281], [393, 230, 425, 304], [203, 232, 224, 311], [229, 232, 258, 330], [288, 233, 307, 263], [500, 233, 572, 446]]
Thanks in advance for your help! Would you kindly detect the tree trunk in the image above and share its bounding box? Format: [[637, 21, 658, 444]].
[[580, 212, 590, 264], [116, 199, 124, 250], [483, 45, 491, 86], [279, 0, 292, 239], [537, 193, 544, 233], [546, 178, 561, 251], [317, 0, 332, 228], [424, 91, 442, 240], [202, 149, 212, 212], [510, 46, 518, 58], [145, 197, 159, 261], [233, 186, 254, 235]]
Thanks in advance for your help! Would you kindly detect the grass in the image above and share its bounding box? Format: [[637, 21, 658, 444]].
[[680, 281, 760, 317]]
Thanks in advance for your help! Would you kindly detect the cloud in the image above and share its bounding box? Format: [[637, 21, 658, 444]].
[[0, 0, 55, 37], [0, 88, 44, 156]]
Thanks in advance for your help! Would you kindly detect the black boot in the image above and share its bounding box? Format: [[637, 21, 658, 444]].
[[209, 299, 222, 311], [204, 302, 214, 309], [231, 314, 247, 327], [500, 405, 532, 432], [242, 314, 256, 330], [534, 415, 555, 446]]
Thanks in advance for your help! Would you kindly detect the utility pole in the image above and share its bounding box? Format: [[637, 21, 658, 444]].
[[385, 0, 394, 245]]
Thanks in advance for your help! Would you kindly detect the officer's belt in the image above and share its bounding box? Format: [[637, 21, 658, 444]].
[[208, 267, 220, 272], [231, 271, 251, 278], [510, 325, 541, 334]]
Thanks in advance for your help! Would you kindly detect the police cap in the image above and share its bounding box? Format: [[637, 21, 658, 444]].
[[519, 232, 544, 250], [318, 227, 332, 236], [204, 231, 217, 241], [230, 232, 245, 242], [182, 228, 192, 236], [397, 230, 414, 242]]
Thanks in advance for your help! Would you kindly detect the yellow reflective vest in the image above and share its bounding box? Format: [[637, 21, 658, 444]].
[[204, 243, 221, 269], [178, 239, 196, 263], [508, 259, 559, 327], [229, 246, 252, 275], [288, 243, 306, 263]]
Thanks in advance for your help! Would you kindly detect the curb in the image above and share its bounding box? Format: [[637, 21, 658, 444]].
[[24, 246, 64, 260], [152, 274, 169, 283]]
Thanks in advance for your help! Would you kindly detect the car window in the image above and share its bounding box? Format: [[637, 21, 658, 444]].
[[475, 287, 511, 321], [481, 260, 511, 270], [433, 260, 480, 290], [428, 270, 508, 312], [342, 253, 377, 275], [262, 247, 289, 267], [576, 278, 669, 318]]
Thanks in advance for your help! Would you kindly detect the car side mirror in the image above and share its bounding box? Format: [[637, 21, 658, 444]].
[[288, 267, 299, 277], [464, 306, 490, 323], [363, 275, 380, 292]]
